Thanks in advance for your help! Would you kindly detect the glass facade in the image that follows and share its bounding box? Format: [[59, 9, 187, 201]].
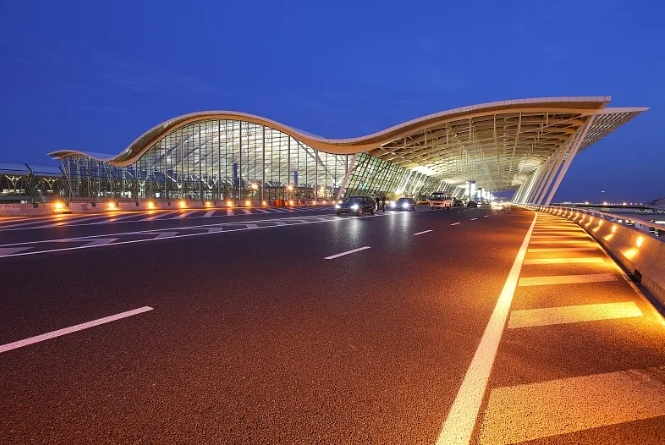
[[62, 120, 351, 203], [344, 153, 442, 200]]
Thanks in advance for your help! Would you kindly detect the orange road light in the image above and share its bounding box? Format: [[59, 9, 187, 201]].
[[108, 202, 117, 210]]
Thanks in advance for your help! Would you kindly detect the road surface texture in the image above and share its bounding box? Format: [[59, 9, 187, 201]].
[[1, 205, 664, 444]]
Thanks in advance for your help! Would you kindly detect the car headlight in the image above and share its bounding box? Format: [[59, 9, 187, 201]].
[[351, 204, 359, 210], [335, 204, 341, 209], [390, 203, 396, 208], [402, 203, 409, 209]]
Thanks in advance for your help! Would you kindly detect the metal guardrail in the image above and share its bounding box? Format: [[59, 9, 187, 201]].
[[532, 205, 665, 239]]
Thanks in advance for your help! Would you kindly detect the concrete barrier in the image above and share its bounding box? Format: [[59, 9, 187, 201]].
[[531, 206, 665, 307]]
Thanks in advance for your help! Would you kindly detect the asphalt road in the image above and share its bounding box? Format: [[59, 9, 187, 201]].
[[1, 205, 664, 444]]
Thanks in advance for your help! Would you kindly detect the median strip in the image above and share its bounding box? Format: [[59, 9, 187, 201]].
[[324, 246, 371, 260], [0, 306, 154, 354]]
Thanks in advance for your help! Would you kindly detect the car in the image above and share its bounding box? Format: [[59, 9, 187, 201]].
[[428, 192, 454, 209], [335, 196, 376, 216], [390, 197, 416, 211], [453, 198, 464, 207], [467, 200, 478, 208]]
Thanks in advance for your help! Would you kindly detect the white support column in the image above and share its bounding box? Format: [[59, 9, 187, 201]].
[[544, 114, 596, 206], [512, 181, 526, 203], [530, 154, 558, 204], [535, 143, 569, 205], [335, 153, 359, 200], [523, 165, 546, 204]]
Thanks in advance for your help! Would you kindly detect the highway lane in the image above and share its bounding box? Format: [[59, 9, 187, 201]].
[[1, 205, 520, 444], [3, 206, 663, 444]]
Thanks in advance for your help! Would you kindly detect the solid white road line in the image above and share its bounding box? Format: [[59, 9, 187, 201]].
[[413, 230, 433, 236], [478, 366, 665, 445], [508, 301, 643, 329], [451, 222, 461, 226], [0, 306, 154, 354], [324, 246, 371, 260], [436, 213, 538, 445]]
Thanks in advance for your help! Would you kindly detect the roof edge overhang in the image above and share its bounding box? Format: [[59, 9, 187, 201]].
[[49, 96, 645, 168]]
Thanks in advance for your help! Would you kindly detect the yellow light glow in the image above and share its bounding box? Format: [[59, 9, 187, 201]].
[[251, 183, 258, 190], [54, 201, 64, 210], [108, 202, 116, 210], [312, 200, 317, 205], [262, 200, 267, 206], [637, 236, 644, 247], [287, 185, 293, 191], [179, 200, 187, 209], [612, 225, 617, 233], [147, 201, 155, 209], [205, 201, 212, 207], [623, 247, 639, 259], [226, 201, 233, 207], [322, 200, 327, 204], [245, 200, 251, 206]]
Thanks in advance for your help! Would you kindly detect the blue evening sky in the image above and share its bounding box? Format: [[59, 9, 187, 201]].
[[1, 0, 663, 202]]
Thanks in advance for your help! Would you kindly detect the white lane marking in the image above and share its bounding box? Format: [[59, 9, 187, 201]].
[[518, 273, 617, 286], [93, 213, 143, 224], [208, 227, 224, 233], [483, 215, 489, 218], [255, 209, 269, 213], [0, 306, 154, 354], [226, 209, 234, 216], [154, 232, 178, 240], [203, 210, 216, 218], [324, 246, 371, 260], [175, 210, 198, 219], [527, 247, 599, 252], [0, 247, 34, 257], [523, 257, 605, 265], [529, 239, 596, 245], [80, 238, 118, 247], [413, 230, 433, 236], [508, 301, 643, 329], [242, 209, 252, 214], [470, 218, 478, 221], [451, 222, 461, 226], [139, 211, 175, 222], [478, 366, 665, 445], [437, 213, 537, 445], [245, 224, 259, 229], [30, 215, 114, 228]]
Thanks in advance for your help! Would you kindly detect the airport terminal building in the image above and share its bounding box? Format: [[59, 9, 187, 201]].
[[48, 97, 646, 205]]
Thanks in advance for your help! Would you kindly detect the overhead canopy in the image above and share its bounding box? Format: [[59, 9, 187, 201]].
[[48, 97, 646, 192]]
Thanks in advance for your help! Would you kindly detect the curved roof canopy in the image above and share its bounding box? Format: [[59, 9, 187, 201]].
[[49, 96, 646, 191]]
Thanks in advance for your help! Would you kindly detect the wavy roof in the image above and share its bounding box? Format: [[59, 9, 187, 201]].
[[48, 97, 646, 190]]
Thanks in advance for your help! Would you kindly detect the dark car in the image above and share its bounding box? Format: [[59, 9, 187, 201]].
[[467, 200, 478, 208], [390, 197, 416, 211], [335, 196, 376, 216], [453, 198, 464, 207]]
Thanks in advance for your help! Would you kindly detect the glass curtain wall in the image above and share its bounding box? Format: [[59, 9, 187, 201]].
[[343, 153, 442, 199], [62, 120, 351, 203]]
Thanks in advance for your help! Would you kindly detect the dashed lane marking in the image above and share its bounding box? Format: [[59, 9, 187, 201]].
[[226, 209, 234, 216], [478, 366, 665, 445], [450, 222, 461, 226], [470, 218, 478, 221], [203, 210, 215, 217], [508, 301, 643, 329], [523, 257, 605, 265], [413, 230, 433, 236], [518, 273, 618, 287], [175, 210, 199, 219], [0, 306, 154, 354], [324, 246, 371, 260], [242, 209, 251, 214]]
